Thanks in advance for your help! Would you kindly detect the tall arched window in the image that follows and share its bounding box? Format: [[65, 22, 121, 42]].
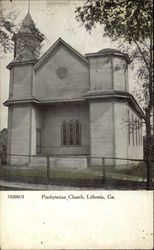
[[61, 120, 81, 146], [127, 109, 131, 146], [132, 114, 134, 146], [62, 121, 67, 145], [68, 121, 74, 145], [75, 121, 81, 146]]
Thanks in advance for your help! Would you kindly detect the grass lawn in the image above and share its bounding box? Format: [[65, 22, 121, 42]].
[[111, 164, 147, 179], [50, 167, 103, 179], [0, 167, 47, 178], [0, 166, 103, 180], [0, 163, 147, 180]]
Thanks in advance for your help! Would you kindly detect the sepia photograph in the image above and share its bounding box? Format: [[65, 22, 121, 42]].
[[0, 0, 153, 191], [0, 0, 153, 249]]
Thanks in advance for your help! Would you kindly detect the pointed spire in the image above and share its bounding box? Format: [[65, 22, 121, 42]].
[[18, 12, 43, 39], [28, 0, 31, 14], [19, 12, 35, 33], [11, 11, 44, 62]]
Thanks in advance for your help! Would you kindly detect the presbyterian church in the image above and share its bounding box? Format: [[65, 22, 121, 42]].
[[4, 13, 144, 167]]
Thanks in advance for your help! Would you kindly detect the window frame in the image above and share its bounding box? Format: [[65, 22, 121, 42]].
[[61, 120, 81, 147], [132, 114, 135, 146], [61, 121, 67, 146], [68, 121, 74, 146]]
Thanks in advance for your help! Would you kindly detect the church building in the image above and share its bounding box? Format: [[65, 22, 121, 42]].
[[4, 13, 144, 168]]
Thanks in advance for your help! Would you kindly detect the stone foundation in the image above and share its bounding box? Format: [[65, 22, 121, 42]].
[[29, 156, 88, 169]]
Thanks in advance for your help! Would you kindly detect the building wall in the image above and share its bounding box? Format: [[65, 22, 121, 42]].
[[89, 100, 114, 165], [114, 102, 143, 166], [114, 102, 128, 165], [7, 107, 12, 163], [89, 57, 112, 91], [0, 129, 7, 164], [44, 102, 89, 155], [11, 65, 33, 99], [9, 105, 31, 164], [30, 105, 44, 155], [127, 105, 143, 161], [34, 44, 89, 100], [113, 57, 128, 92], [88, 56, 128, 93], [29, 156, 88, 169]]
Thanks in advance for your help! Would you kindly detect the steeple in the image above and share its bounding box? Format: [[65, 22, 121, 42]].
[[18, 13, 43, 38], [12, 12, 44, 62]]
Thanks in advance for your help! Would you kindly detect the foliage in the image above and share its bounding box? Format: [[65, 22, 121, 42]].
[[76, 0, 152, 42], [0, 8, 17, 53]]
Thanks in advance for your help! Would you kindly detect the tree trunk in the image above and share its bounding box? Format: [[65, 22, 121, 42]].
[[146, 40, 153, 190], [145, 112, 153, 190]]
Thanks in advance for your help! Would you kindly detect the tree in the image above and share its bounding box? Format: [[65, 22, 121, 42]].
[[76, 0, 153, 189], [0, 8, 17, 53]]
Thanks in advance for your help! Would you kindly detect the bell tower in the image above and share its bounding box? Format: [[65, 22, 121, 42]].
[[5, 13, 44, 165], [6, 12, 44, 100]]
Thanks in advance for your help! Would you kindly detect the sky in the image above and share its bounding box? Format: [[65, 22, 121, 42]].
[[0, 0, 136, 130]]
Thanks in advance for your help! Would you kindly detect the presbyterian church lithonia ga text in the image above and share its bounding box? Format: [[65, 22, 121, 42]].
[[4, 13, 144, 168]]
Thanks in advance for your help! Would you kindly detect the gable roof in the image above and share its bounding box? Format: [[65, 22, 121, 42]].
[[34, 38, 89, 70]]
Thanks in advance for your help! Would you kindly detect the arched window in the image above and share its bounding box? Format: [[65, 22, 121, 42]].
[[75, 121, 81, 146], [68, 121, 74, 145], [62, 121, 67, 146], [132, 114, 134, 146], [61, 120, 81, 146], [127, 109, 131, 146], [135, 118, 138, 146]]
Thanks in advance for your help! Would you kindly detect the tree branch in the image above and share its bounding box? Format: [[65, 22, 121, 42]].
[[133, 37, 150, 72]]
